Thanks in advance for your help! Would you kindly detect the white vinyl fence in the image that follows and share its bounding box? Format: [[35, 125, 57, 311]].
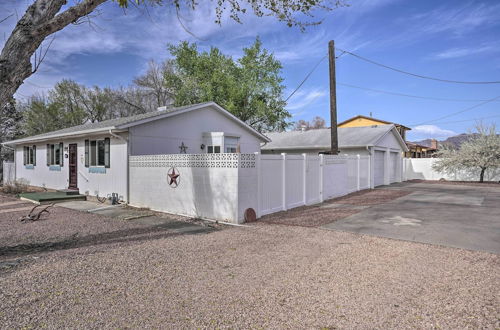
[[257, 154, 371, 216], [2, 161, 15, 184], [403, 158, 500, 182], [129, 153, 374, 223]]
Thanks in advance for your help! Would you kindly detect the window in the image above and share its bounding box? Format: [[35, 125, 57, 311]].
[[224, 136, 239, 153], [85, 138, 110, 168], [46, 143, 64, 166], [23, 145, 36, 166], [207, 145, 221, 154]]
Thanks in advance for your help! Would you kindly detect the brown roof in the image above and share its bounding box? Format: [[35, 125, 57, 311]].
[[338, 115, 411, 131]]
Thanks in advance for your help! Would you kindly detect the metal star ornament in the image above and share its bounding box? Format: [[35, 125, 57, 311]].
[[179, 142, 188, 154], [167, 167, 180, 188]]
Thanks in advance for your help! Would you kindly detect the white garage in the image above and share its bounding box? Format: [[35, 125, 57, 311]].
[[261, 124, 409, 188], [374, 150, 385, 187], [389, 151, 400, 183]]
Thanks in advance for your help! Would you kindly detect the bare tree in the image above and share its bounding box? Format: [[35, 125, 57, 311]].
[[133, 60, 174, 108], [293, 116, 327, 131], [310, 116, 326, 129], [0, 0, 338, 110]]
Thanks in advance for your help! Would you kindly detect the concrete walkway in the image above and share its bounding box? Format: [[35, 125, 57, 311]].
[[323, 182, 500, 254]]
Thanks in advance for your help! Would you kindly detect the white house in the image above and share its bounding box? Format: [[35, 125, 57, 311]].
[[261, 125, 409, 186], [3, 102, 270, 203]]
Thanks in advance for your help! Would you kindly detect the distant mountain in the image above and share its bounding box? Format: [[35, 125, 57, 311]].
[[414, 133, 476, 149]]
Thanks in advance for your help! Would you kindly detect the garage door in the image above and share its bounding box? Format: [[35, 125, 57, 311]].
[[389, 152, 399, 183], [374, 150, 385, 187]]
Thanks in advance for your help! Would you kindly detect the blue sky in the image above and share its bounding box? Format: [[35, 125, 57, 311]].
[[1, 0, 500, 141]]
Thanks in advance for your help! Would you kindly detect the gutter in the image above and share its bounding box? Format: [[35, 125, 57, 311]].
[[108, 129, 130, 204]]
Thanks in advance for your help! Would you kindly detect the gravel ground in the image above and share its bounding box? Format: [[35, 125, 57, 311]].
[[0, 194, 208, 261], [261, 189, 411, 227], [1, 209, 498, 328]]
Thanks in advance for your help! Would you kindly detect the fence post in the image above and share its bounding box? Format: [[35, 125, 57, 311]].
[[302, 153, 307, 205], [254, 152, 262, 218], [319, 154, 324, 203], [281, 153, 287, 211]]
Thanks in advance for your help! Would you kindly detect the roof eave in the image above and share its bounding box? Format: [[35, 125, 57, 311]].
[[2, 127, 126, 146]]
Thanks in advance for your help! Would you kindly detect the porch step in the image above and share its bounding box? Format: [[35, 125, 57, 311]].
[[19, 192, 86, 204], [57, 189, 80, 196]]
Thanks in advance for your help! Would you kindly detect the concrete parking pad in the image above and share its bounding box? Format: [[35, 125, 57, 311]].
[[323, 182, 500, 254]]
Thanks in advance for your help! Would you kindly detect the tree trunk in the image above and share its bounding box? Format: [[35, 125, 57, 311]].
[[479, 168, 485, 183], [0, 0, 107, 109]]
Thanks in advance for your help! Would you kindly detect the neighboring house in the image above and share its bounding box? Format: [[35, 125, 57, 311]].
[[338, 115, 411, 142], [2, 102, 270, 202], [261, 125, 409, 187], [405, 139, 438, 158]]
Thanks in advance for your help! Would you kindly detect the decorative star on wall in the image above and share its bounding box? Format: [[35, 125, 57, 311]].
[[167, 167, 180, 188], [179, 142, 188, 154]]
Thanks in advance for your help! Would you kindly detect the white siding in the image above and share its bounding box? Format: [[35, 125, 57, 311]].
[[14, 134, 128, 201], [129, 105, 262, 156]]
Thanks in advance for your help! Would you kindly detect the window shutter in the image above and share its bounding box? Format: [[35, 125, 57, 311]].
[[60, 142, 64, 166], [33, 145, 36, 166], [104, 138, 110, 168], [85, 140, 89, 167], [46, 144, 50, 166], [23, 147, 27, 165]]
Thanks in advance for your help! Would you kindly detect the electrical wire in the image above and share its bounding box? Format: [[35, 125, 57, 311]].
[[337, 82, 500, 102], [425, 114, 500, 125], [410, 94, 500, 126], [285, 54, 327, 102], [336, 47, 500, 85]]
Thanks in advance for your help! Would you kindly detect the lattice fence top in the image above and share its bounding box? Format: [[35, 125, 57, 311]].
[[129, 153, 256, 168]]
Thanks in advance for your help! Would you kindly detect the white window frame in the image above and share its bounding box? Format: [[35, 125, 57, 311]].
[[89, 139, 106, 167], [207, 145, 221, 154], [25, 146, 35, 165], [47, 143, 62, 166]]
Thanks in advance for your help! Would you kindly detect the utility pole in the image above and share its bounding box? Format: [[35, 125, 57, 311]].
[[328, 40, 339, 155]]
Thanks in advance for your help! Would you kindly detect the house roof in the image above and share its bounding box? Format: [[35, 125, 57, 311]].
[[261, 125, 408, 151], [337, 115, 411, 131], [4, 102, 271, 145]]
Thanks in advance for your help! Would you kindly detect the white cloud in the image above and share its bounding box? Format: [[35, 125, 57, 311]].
[[411, 3, 500, 36], [409, 125, 457, 139], [286, 88, 327, 114], [431, 45, 498, 60]]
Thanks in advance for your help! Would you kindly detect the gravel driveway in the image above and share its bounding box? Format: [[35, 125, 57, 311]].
[[0, 194, 498, 329]]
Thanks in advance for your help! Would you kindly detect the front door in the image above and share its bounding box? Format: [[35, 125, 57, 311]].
[[68, 144, 78, 189]]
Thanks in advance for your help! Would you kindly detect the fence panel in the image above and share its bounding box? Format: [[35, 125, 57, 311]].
[[403, 158, 500, 182], [2, 161, 15, 184], [285, 155, 305, 209], [323, 156, 348, 199], [345, 156, 358, 193], [260, 155, 285, 215], [306, 156, 321, 204]]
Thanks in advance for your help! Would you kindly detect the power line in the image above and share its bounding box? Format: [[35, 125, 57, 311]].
[[337, 82, 500, 102], [285, 55, 327, 102], [336, 47, 500, 85], [410, 94, 500, 126], [428, 114, 500, 125]]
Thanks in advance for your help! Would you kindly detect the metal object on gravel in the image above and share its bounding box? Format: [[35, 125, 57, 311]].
[[19, 204, 54, 222]]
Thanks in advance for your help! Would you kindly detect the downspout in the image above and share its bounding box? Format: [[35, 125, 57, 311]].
[[109, 129, 129, 204]]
